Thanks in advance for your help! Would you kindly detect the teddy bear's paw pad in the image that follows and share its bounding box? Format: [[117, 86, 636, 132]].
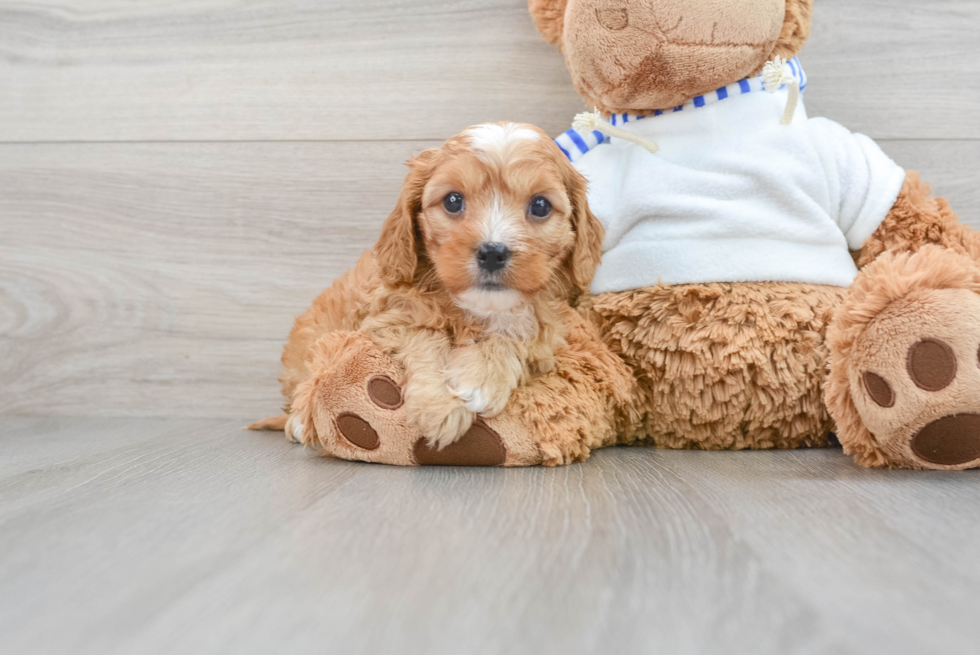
[[367, 375, 403, 410], [910, 414, 980, 466], [863, 371, 895, 408], [906, 338, 958, 392], [412, 420, 506, 466], [336, 412, 381, 451], [864, 338, 958, 407]]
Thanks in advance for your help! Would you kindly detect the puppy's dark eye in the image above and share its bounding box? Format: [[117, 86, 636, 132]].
[[528, 196, 552, 220], [443, 192, 464, 214]]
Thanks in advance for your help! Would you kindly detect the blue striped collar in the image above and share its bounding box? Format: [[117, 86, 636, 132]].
[[556, 57, 807, 162]]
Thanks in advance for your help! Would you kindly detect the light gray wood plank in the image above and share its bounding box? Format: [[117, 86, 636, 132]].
[[661, 451, 980, 654], [0, 0, 977, 142], [1, 418, 979, 654], [1, 139, 978, 419]]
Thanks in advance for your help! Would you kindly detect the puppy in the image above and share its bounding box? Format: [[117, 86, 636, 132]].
[[268, 122, 603, 450]]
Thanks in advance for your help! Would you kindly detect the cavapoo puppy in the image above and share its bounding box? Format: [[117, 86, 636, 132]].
[[252, 122, 626, 460]]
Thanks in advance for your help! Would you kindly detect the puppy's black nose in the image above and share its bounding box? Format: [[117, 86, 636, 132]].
[[477, 242, 511, 273]]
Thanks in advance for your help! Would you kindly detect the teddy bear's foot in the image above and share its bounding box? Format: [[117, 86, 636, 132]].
[[856, 322, 980, 468], [827, 246, 980, 469], [291, 331, 542, 466]]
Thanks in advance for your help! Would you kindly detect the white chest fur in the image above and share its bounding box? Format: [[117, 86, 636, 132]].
[[453, 289, 538, 341]]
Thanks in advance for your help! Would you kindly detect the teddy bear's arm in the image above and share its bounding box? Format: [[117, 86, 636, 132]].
[[853, 171, 978, 269]]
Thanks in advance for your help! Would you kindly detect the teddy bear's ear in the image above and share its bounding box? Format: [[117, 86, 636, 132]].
[[529, 0, 569, 47], [772, 0, 813, 61]]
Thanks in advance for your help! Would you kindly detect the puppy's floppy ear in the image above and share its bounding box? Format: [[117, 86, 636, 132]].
[[375, 149, 436, 287], [562, 162, 604, 300], [529, 0, 568, 47]]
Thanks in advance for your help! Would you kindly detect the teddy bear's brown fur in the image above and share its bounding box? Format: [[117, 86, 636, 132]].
[[531, 0, 980, 469]]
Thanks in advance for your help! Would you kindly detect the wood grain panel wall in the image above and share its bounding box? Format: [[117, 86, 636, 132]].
[[1, 0, 978, 418], [1, 141, 434, 417], [1, 0, 978, 141]]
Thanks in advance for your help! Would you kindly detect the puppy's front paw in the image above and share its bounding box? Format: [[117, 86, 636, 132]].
[[449, 383, 511, 418], [405, 387, 476, 449], [418, 403, 475, 450], [445, 355, 515, 418]]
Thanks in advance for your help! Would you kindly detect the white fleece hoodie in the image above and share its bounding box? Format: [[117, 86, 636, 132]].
[[555, 58, 906, 295]]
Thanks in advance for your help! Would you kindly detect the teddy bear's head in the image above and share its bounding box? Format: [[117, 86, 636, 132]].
[[530, 0, 812, 113]]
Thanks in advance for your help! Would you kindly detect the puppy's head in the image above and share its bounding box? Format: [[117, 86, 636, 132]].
[[375, 122, 603, 313]]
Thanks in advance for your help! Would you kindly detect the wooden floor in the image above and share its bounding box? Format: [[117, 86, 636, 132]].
[[2, 1, 980, 652], [0, 417, 977, 655]]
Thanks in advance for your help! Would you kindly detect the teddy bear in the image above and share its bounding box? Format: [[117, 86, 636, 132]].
[[529, 0, 980, 469], [258, 0, 980, 471]]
